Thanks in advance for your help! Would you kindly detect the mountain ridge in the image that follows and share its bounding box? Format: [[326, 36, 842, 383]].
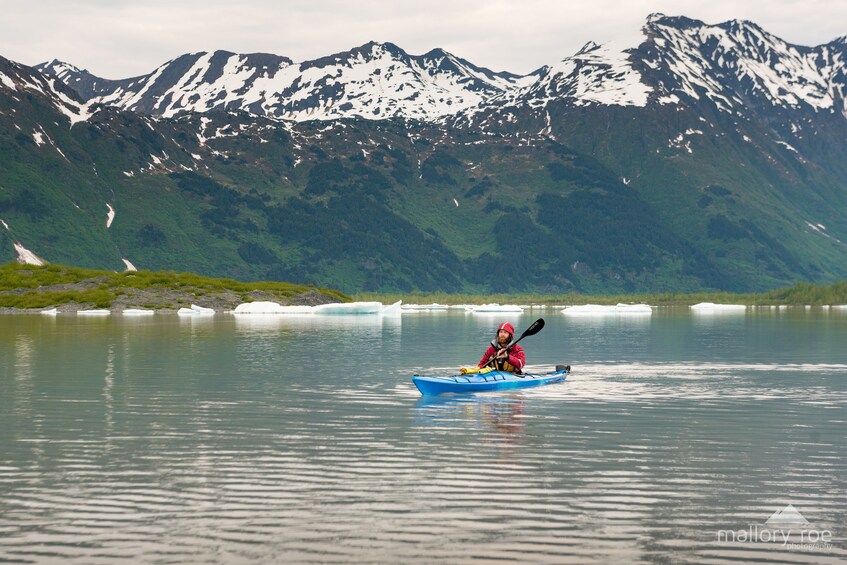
[[35, 13, 847, 124], [2, 14, 847, 293]]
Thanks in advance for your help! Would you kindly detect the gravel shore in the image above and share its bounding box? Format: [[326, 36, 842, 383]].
[[0, 286, 341, 315]]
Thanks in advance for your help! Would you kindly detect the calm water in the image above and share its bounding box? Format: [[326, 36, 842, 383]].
[[1, 308, 846, 564]]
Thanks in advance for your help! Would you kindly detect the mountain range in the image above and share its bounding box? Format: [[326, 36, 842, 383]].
[[2, 13, 847, 293]]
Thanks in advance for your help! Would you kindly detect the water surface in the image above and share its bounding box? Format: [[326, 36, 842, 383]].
[[1, 308, 845, 563]]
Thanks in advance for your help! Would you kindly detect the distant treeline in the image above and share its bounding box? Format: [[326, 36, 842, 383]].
[[356, 280, 847, 306]]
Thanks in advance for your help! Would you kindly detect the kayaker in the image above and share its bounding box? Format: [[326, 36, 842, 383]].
[[478, 322, 526, 374]]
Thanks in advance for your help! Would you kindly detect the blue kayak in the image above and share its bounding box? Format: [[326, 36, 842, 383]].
[[412, 366, 569, 395]]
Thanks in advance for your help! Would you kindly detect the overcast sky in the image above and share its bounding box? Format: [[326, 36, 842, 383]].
[[2, 0, 846, 79]]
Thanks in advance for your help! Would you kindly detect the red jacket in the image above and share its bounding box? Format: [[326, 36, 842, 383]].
[[478, 342, 526, 373]]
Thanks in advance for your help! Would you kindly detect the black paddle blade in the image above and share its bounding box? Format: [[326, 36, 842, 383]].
[[509, 318, 544, 348], [521, 318, 545, 338]]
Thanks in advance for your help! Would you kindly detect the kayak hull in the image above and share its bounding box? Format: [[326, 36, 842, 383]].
[[412, 368, 568, 395]]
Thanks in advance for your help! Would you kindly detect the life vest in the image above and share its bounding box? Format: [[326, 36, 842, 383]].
[[488, 339, 522, 374], [493, 357, 519, 373]]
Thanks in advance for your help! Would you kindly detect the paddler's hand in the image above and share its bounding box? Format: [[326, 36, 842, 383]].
[[496, 348, 509, 360]]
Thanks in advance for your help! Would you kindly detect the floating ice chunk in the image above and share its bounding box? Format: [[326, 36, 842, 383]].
[[190, 304, 215, 315], [381, 300, 402, 315], [313, 302, 382, 315], [232, 300, 294, 314], [41, 308, 58, 315], [122, 309, 154, 316], [468, 303, 524, 313], [562, 303, 652, 316], [402, 303, 449, 310], [276, 306, 320, 314], [177, 307, 197, 315], [78, 309, 110, 316], [690, 302, 746, 311]]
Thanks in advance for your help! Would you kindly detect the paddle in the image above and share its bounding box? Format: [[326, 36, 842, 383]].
[[507, 317, 545, 349], [475, 318, 546, 376]]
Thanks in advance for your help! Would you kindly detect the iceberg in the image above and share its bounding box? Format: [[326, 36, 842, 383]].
[[231, 301, 394, 316], [562, 303, 652, 316], [381, 300, 402, 315], [401, 303, 449, 310], [313, 302, 382, 315], [40, 308, 58, 315], [78, 309, 110, 316], [690, 302, 746, 312], [233, 301, 297, 314], [178, 304, 216, 315], [467, 303, 524, 313], [122, 309, 155, 316]]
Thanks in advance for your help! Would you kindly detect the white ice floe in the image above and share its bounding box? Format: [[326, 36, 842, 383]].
[[231, 300, 395, 315], [122, 309, 155, 316], [77, 309, 110, 316], [233, 301, 309, 314], [401, 303, 449, 310], [176, 304, 215, 316], [380, 300, 402, 315], [40, 308, 58, 315], [313, 301, 382, 315], [562, 303, 652, 316], [467, 303, 524, 313], [690, 302, 747, 312]]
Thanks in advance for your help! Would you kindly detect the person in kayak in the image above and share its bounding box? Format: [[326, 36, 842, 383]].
[[478, 322, 526, 374]]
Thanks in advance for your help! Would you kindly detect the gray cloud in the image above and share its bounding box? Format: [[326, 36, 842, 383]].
[[1, 0, 845, 79]]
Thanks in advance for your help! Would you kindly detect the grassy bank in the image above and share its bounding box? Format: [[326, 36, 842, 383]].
[[0, 263, 349, 309], [5, 262, 844, 309], [355, 280, 847, 306]]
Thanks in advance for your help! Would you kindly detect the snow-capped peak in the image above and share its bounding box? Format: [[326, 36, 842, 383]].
[[507, 32, 652, 109], [642, 14, 842, 112], [43, 43, 529, 122], [1, 56, 94, 124], [33, 14, 847, 122]]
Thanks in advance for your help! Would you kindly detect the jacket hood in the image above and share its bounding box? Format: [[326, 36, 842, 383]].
[[497, 322, 515, 337]]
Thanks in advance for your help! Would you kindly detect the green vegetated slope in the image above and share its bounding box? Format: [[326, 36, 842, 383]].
[[0, 262, 347, 309], [3, 67, 847, 294]]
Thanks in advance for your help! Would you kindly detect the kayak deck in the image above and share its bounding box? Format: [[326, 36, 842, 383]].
[[412, 367, 569, 395]]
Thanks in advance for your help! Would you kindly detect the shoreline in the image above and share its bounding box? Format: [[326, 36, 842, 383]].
[[0, 288, 341, 315]]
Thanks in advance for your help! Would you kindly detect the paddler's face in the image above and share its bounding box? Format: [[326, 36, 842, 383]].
[[497, 330, 511, 344]]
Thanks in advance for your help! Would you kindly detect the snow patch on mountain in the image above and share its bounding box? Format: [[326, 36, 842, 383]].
[[488, 34, 652, 111], [0, 70, 16, 90], [1, 57, 95, 125], [14, 242, 46, 266], [644, 15, 844, 113], [47, 44, 530, 122], [30, 14, 847, 125]]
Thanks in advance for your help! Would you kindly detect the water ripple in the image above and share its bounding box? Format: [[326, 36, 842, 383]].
[[1, 317, 846, 563]]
